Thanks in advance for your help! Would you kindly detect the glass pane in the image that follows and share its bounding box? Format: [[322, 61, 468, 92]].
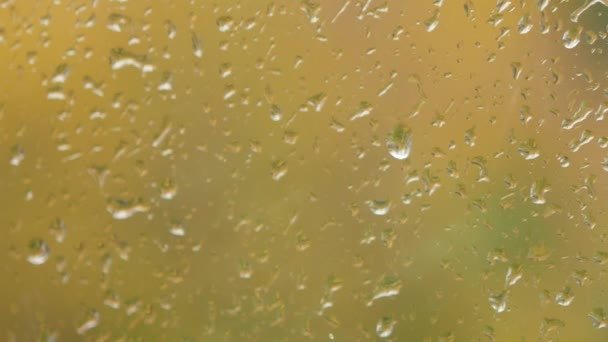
[[2, 0, 608, 340]]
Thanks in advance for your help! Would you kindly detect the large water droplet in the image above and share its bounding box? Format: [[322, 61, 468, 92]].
[[27, 239, 50, 265], [386, 125, 413, 160], [562, 27, 582, 49], [424, 10, 440, 32]]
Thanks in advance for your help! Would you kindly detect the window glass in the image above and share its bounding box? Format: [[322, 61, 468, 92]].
[[2, 0, 608, 340]]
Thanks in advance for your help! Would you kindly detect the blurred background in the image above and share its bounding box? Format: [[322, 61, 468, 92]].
[[1, 0, 608, 340]]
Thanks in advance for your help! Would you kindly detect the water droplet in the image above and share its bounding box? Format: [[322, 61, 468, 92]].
[[517, 13, 532, 34], [350, 101, 373, 121], [557, 154, 570, 168], [106, 197, 149, 220], [511, 62, 522, 80], [169, 220, 186, 237], [589, 308, 608, 329], [110, 48, 155, 73], [104, 290, 121, 309], [27, 239, 50, 265], [9, 144, 25, 166], [283, 131, 298, 145], [239, 260, 253, 279], [530, 178, 550, 205], [51, 63, 69, 84], [540, 318, 565, 337], [160, 178, 178, 200], [219, 63, 232, 78], [307, 92, 327, 112], [518, 139, 540, 160], [424, 10, 440, 32], [165, 20, 177, 39], [505, 264, 523, 287], [562, 27, 582, 49], [301, 0, 321, 24], [107, 13, 131, 32], [555, 287, 574, 306], [367, 276, 402, 306], [329, 118, 345, 132], [49, 218, 67, 243], [593, 251, 608, 264], [464, 127, 476, 147], [489, 291, 508, 313], [569, 129, 594, 153], [386, 125, 413, 160], [157, 71, 174, 92], [376, 316, 396, 338], [271, 160, 288, 180], [217, 16, 234, 32], [191, 31, 204, 58], [76, 309, 100, 335], [270, 104, 283, 121], [367, 200, 391, 216]]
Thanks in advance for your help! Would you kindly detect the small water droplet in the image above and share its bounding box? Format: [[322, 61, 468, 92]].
[[518, 139, 540, 160], [165, 20, 177, 39], [464, 127, 476, 147], [76, 309, 100, 335], [107, 13, 131, 32], [157, 71, 174, 92], [376, 316, 396, 338], [191, 31, 204, 58], [540, 318, 565, 337], [367, 200, 391, 216], [530, 178, 550, 205], [49, 218, 67, 243], [239, 260, 253, 279], [367, 276, 402, 306], [106, 197, 149, 220], [489, 291, 508, 313], [505, 263, 523, 287], [270, 104, 283, 121], [104, 290, 121, 309], [51, 63, 69, 84], [271, 160, 288, 180], [160, 178, 178, 200], [169, 220, 186, 237], [27, 239, 50, 265], [9, 144, 25, 166], [350, 101, 373, 121], [555, 287, 574, 306], [217, 16, 234, 32]]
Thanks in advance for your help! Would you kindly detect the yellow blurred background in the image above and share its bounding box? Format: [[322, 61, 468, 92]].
[[2, 0, 608, 340]]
